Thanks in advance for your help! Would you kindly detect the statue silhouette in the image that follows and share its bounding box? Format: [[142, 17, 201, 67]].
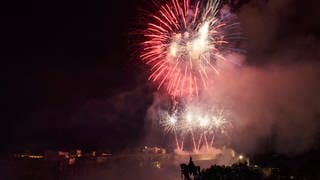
[[180, 157, 200, 180]]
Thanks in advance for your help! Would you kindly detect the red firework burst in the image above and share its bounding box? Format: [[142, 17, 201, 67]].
[[139, 0, 242, 97]]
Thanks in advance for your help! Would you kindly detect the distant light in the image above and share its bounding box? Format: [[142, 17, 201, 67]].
[[18, 154, 44, 159], [154, 161, 161, 169], [239, 155, 243, 160]]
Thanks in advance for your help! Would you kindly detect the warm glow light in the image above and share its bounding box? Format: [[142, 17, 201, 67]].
[[19, 154, 44, 159]]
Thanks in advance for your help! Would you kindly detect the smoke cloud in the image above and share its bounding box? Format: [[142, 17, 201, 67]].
[[206, 63, 320, 155], [223, 0, 320, 154], [209, 0, 320, 154], [145, 0, 320, 155]]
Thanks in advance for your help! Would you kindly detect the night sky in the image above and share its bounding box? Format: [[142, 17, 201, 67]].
[[2, 0, 151, 151], [1, 0, 320, 153]]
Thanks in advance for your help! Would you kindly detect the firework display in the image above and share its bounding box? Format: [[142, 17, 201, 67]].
[[138, 0, 244, 153], [160, 105, 231, 151], [140, 0, 243, 97]]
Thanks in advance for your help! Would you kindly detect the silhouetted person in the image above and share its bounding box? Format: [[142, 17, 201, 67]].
[[180, 163, 191, 180]]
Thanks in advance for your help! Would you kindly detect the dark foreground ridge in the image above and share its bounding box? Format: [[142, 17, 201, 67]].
[[181, 157, 294, 180], [2, 150, 320, 179]]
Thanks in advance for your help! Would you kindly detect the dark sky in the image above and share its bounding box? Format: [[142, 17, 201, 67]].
[[1, 0, 320, 152], [1, 0, 150, 151]]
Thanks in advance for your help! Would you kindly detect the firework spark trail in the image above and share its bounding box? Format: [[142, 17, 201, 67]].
[[204, 132, 209, 150], [197, 133, 203, 151], [179, 136, 185, 151], [190, 128, 197, 151], [140, 0, 243, 98], [173, 129, 181, 150], [209, 134, 215, 147], [185, 111, 199, 151]]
